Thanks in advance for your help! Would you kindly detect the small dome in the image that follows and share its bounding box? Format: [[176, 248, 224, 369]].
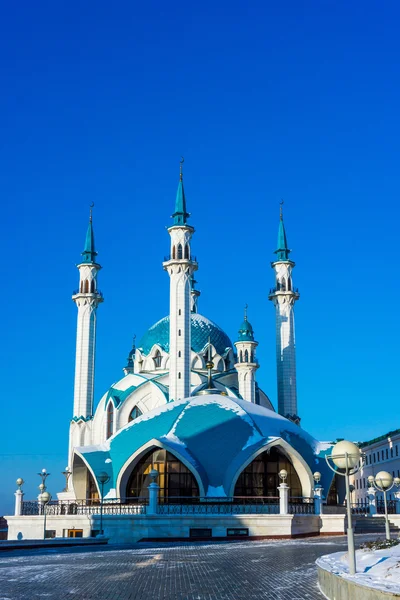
[[237, 317, 254, 342], [138, 313, 233, 356]]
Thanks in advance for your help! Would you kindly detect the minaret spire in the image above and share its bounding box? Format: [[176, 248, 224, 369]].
[[172, 157, 190, 226], [69, 208, 104, 465], [269, 204, 300, 424], [163, 160, 198, 401]]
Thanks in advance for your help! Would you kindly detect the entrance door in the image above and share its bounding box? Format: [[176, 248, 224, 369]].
[[67, 529, 83, 538]]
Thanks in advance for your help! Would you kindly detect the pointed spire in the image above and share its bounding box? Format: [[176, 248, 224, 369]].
[[81, 203, 98, 264], [274, 200, 290, 261], [237, 304, 255, 341], [172, 157, 190, 226]]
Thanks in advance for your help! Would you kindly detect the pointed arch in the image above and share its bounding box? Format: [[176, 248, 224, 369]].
[[153, 349, 162, 369], [172, 246, 176, 259], [184, 244, 189, 259], [84, 280, 89, 293], [128, 406, 143, 423], [177, 244, 183, 259], [281, 278, 286, 291], [240, 350, 243, 363], [244, 349, 249, 362], [106, 402, 114, 439], [90, 279, 95, 293]]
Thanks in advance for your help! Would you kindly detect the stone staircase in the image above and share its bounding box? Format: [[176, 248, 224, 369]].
[[355, 516, 400, 534]]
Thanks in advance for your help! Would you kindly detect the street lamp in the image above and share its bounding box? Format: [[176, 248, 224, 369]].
[[368, 472, 400, 540], [325, 440, 364, 575], [62, 466, 72, 492], [39, 491, 52, 540], [96, 471, 110, 537]]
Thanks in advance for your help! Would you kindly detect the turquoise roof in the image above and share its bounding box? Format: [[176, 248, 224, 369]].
[[81, 219, 97, 264], [275, 217, 290, 262], [172, 175, 189, 226], [237, 317, 254, 342], [138, 313, 233, 356], [78, 395, 332, 498]]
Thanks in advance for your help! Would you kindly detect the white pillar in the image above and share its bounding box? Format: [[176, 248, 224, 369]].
[[314, 486, 324, 515], [148, 483, 160, 516], [368, 487, 377, 515], [278, 483, 289, 515], [394, 491, 400, 514], [14, 489, 24, 516]]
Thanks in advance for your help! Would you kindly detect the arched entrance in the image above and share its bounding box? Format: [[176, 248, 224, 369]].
[[126, 447, 199, 500], [234, 446, 302, 497]]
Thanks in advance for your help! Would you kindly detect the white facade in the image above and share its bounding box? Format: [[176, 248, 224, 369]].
[[163, 224, 197, 402], [350, 430, 400, 504], [234, 339, 259, 403], [269, 259, 300, 423]]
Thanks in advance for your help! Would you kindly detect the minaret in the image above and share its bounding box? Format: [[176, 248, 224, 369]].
[[268, 203, 300, 424], [234, 306, 259, 403], [163, 160, 198, 401], [71, 207, 103, 420], [190, 274, 200, 314]]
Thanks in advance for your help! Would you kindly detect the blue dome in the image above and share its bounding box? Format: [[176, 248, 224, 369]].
[[78, 395, 330, 499], [138, 313, 233, 356]]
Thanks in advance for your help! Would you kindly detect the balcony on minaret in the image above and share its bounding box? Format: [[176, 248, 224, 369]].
[[268, 286, 299, 298], [72, 288, 103, 299]]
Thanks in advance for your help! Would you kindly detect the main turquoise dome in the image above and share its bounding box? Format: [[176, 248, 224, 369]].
[[138, 313, 233, 356]]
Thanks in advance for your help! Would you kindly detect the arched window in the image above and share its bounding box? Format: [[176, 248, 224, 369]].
[[172, 246, 176, 259], [234, 446, 302, 497], [106, 403, 114, 439], [126, 448, 199, 500], [178, 329, 181, 336], [287, 277, 292, 291], [90, 279, 95, 293], [84, 280, 89, 293], [178, 372, 181, 379], [250, 350, 254, 363], [276, 279, 280, 291], [281, 278, 286, 292], [177, 244, 183, 259], [184, 245, 189, 259], [240, 350, 243, 363], [80, 281, 84, 293], [244, 349, 249, 362], [154, 350, 162, 369], [128, 406, 143, 422], [224, 357, 230, 371], [178, 351, 181, 357]]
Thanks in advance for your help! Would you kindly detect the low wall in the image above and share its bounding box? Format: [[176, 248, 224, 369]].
[[6, 514, 321, 544], [6, 515, 92, 541], [319, 514, 346, 535], [317, 565, 400, 600]]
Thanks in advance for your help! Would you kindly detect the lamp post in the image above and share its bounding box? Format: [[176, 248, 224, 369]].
[[62, 466, 72, 492], [367, 472, 400, 541], [325, 440, 364, 575], [313, 472, 323, 515], [96, 472, 110, 537], [39, 491, 52, 540]]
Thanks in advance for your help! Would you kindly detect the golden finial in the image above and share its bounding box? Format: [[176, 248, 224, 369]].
[[89, 202, 94, 223], [280, 199, 284, 221], [180, 156, 184, 182]]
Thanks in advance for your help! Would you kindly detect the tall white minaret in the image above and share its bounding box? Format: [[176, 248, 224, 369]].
[[163, 160, 198, 401], [268, 204, 300, 424], [234, 306, 259, 403], [71, 208, 103, 420]]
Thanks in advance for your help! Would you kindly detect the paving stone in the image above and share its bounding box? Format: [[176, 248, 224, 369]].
[[0, 534, 376, 600]]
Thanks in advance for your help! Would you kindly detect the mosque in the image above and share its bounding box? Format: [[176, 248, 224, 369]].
[[7, 164, 344, 542]]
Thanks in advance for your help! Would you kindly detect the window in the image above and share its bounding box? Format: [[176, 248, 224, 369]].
[[396, 446, 398, 457], [178, 309, 181, 315], [363, 478, 366, 488], [126, 448, 199, 500], [365, 455, 368, 465], [382, 450, 384, 460], [240, 350, 243, 363], [178, 372, 181, 379], [234, 446, 302, 497], [84, 279, 89, 293], [356, 479, 358, 489], [106, 403, 114, 439], [153, 350, 162, 369], [177, 244, 183, 259], [281, 278, 286, 291], [90, 279, 95, 293], [178, 351, 181, 357], [128, 406, 142, 422], [391, 448, 393, 458], [373, 453, 376, 463], [178, 329, 181, 336], [190, 528, 212, 538], [172, 246, 176, 259], [68, 529, 83, 538], [244, 349, 249, 362], [45, 530, 56, 539], [227, 528, 249, 537], [184, 245, 189, 259], [386, 449, 389, 460]]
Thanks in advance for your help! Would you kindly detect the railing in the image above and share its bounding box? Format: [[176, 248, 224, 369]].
[[288, 497, 314, 514], [21, 498, 147, 516], [351, 502, 370, 515], [163, 255, 197, 262], [72, 289, 103, 297], [377, 500, 397, 515], [157, 496, 281, 515]]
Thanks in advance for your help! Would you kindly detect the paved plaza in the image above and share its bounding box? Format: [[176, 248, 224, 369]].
[[0, 534, 374, 600]]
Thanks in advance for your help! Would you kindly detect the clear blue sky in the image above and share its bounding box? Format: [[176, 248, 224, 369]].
[[1, 1, 399, 513]]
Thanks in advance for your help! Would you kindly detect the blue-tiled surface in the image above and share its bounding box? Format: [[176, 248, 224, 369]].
[[138, 313, 233, 356]]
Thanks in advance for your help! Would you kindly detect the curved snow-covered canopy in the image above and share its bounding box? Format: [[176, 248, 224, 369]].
[[75, 394, 332, 499]]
